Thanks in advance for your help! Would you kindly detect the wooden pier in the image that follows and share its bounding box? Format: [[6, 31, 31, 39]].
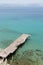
[[0, 34, 30, 58]]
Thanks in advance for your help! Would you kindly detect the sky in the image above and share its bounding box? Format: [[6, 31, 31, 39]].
[[0, 0, 43, 6]]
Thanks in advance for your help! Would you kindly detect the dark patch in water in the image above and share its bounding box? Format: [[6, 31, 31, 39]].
[[41, 57, 43, 60], [36, 49, 42, 52], [35, 49, 43, 57], [0, 28, 22, 34], [36, 52, 42, 56]]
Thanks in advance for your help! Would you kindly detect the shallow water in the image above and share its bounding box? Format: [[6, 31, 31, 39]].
[[0, 7, 43, 65]]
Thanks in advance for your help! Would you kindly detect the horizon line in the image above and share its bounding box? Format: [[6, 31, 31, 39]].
[[0, 4, 43, 7]]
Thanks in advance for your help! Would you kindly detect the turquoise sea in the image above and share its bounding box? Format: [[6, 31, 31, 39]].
[[0, 7, 43, 65]]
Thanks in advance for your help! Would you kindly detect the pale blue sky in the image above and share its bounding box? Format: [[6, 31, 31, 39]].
[[0, 0, 43, 6]]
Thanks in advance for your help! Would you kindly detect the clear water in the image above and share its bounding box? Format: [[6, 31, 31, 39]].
[[0, 7, 43, 65]]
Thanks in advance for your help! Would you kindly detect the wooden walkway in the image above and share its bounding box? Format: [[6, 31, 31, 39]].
[[0, 34, 30, 58]]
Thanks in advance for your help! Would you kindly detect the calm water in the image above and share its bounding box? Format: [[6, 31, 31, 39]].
[[0, 7, 43, 65]]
